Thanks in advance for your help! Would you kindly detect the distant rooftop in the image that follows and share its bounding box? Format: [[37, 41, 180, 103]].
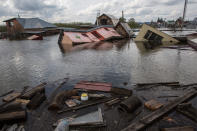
[[3, 18, 57, 29]]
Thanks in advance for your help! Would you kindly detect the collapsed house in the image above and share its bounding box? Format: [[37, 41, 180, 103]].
[[96, 14, 119, 27], [115, 22, 133, 38], [135, 24, 179, 43], [3, 18, 58, 37], [58, 25, 122, 50]]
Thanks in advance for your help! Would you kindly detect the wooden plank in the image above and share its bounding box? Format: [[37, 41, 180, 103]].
[[58, 98, 113, 114], [161, 126, 194, 131], [21, 83, 46, 100], [105, 98, 121, 106], [121, 90, 197, 131], [177, 104, 197, 123], [74, 81, 112, 92], [0, 111, 26, 122], [111, 87, 132, 96], [27, 93, 46, 110], [3, 92, 21, 102]]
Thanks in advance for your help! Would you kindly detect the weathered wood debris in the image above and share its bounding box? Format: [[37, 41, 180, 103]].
[[0, 80, 197, 131]]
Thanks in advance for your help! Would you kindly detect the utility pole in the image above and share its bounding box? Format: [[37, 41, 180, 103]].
[[96, 10, 100, 26], [122, 10, 125, 22], [182, 0, 188, 29]]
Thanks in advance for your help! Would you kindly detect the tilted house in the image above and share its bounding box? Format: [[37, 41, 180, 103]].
[[135, 24, 179, 43], [3, 18, 57, 35], [115, 22, 133, 38], [58, 25, 121, 50], [96, 14, 119, 27]]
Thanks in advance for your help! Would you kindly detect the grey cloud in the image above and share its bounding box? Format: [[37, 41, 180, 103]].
[[13, 0, 57, 11]]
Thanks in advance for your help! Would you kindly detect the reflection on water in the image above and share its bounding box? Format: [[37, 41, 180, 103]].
[[59, 39, 130, 53], [0, 35, 197, 94]]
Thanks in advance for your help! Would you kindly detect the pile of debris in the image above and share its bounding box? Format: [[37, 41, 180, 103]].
[[0, 79, 197, 131]]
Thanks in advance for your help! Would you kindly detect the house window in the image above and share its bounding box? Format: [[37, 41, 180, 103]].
[[91, 31, 102, 39], [100, 19, 108, 25], [8, 22, 14, 27], [144, 30, 163, 42]]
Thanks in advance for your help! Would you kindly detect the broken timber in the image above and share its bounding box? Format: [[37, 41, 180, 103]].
[[177, 103, 197, 123], [58, 98, 113, 114], [161, 126, 194, 131], [3, 92, 21, 102], [121, 90, 197, 131], [27, 93, 46, 109], [21, 83, 46, 99], [0, 111, 26, 122], [48, 90, 78, 110]]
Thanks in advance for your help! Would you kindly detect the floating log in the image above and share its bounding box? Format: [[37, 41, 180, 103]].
[[0, 101, 23, 113], [48, 90, 78, 110], [111, 87, 132, 96], [21, 83, 46, 100], [121, 90, 197, 131], [120, 96, 142, 113], [3, 92, 21, 102], [136, 82, 179, 86], [161, 126, 194, 131], [105, 98, 121, 106], [27, 93, 46, 110], [0, 111, 26, 122], [177, 103, 197, 123]]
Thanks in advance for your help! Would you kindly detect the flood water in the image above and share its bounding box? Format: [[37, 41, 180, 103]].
[[0, 35, 197, 94]]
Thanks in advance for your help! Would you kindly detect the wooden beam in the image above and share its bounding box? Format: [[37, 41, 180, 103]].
[[121, 90, 197, 131]]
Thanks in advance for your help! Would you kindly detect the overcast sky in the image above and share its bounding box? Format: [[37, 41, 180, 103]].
[[0, 0, 196, 25]]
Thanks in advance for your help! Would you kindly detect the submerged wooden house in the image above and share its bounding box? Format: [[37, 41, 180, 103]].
[[135, 24, 179, 43], [3, 18, 58, 36], [58, 25, 121, 49], [96, 14, 119, 27], [115, 22, 133, 38]]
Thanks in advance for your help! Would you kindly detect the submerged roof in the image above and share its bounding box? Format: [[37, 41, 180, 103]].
[[4, 18, 57, 29], [62, 25, 114, 33]]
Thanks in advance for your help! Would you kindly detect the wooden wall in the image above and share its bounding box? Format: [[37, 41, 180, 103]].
[[98, 15, 113, 26], [6, 19, 24, 34], [115, 24, 128, 37]]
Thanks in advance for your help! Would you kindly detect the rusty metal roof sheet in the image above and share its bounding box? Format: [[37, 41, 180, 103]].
[[74, 81, 112, 92]]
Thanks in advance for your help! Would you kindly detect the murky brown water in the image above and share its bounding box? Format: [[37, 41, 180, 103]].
[[0, 35, 197, 94]]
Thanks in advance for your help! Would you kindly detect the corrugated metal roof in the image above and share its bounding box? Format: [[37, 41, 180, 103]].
[[62, 25, 114, 33], [16, 18, 56, 29]]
